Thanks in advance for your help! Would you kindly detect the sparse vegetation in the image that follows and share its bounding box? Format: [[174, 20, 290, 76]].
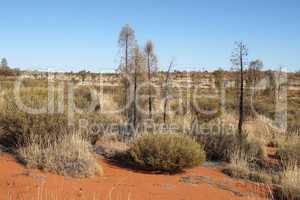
[[280, 164, 300, 200], [126, 133, 206, 172], [0, 88, 70, 147], [18, 132, 102, 178], [276, 143, 300, 167], [196, 128, 266, 162], [0, 22, 299, 200]]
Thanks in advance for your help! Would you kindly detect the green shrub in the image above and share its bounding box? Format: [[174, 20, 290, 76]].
[[127, 133, 206, 173]]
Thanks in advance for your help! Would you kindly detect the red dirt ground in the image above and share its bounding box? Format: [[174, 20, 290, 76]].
[[0, 154, 269, 200]]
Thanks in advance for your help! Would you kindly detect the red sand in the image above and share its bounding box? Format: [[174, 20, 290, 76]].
[[0, 154, 268, 200]]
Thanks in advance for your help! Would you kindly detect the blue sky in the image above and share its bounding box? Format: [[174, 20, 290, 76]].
[[0, 0, 299, 72]]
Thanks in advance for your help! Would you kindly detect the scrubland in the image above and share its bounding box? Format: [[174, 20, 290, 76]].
[[0, 71, 299, 200]]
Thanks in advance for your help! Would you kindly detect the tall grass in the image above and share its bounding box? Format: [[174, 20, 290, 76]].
[[280, 164, 300, 200]]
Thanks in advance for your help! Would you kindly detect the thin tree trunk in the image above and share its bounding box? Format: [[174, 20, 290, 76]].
[[163, 61, 173, 125], [133, 64, 137, 129], [147, 54, 152, 119], [124, 40, 128, 118], [163, 96, 168, 125], [238, 49, 244, 139]]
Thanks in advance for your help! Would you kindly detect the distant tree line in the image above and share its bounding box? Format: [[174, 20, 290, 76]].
[[0, 57, 21, 76]]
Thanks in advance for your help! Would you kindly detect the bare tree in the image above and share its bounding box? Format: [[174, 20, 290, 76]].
[[118, 24, 136, 117], [163, 61, 173, 125], [130, 46, 147, 130], [231, 41, 248, 140], [144, 40, 158, 119]]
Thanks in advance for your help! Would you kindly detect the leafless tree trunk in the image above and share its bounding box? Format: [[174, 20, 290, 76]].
[[130, 47, 146, 130], [118, 24, 135, 121], [133, 58, 138, 129], [144, 41, 157, 120], [231, 42, 248, 140], [238, 49, 244, 139], [147, 53, 152, 119], [163, 61, 173, 125], [125, 39, 128, 112]]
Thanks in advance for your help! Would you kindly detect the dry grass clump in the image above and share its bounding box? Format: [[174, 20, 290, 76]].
[[125, 133, 206, 173], [95, 134, 129, 158], [275, 164, 300, 200], [223, 151, 273, 184], [223, 151, 251, 179], [18, 132, 102, 178], [248, 171, 273, 184], [196, 130, 266, 162], [276, 143, 300, 167]]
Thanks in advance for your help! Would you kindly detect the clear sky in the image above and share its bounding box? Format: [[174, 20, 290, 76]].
[[0, 0, 299, 72]]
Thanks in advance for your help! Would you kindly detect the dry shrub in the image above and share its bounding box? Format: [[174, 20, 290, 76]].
[[18, 132, 102, 178], [95, 135, 129, 158], [126, 133, 206, 173], [197, 132, 236, 161], [223, 151, 251, 179], [0, 87, 121, 148], [248, 171, 273, 184], [276, 143, 300, 167], [223, 151, 272, 184], [191, 98, 221, 123], [197, 130, 266, 162], [0, 89, 70, 147], [279, 165, 300, 200]]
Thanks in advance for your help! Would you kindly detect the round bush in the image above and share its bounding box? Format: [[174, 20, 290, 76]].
[[128, 133, 206, 172]]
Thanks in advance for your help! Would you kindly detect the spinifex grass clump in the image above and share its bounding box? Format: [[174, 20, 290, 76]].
[[276, 143, 300, 167], [18, 132, 102, 178], [126, 133, 206, 173]]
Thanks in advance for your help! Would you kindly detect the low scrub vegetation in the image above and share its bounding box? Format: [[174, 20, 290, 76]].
[[280, 165, 300, 200], [0, 87, 103, 177], [0, 89, 69, 147], [196, 130, 266, 162], [125, 133, 206, 173], [273, 164, 300, 200], [18, 132, 102, 178], [222, 151, 273, 184], [276, 143, 300, 167]]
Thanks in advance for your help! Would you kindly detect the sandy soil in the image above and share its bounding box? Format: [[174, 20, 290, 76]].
[[0, 154, 269, 200]]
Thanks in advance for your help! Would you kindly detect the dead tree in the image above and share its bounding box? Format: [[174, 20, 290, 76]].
[[144, 40, 158, 119], [118, 25, 136, 118], [130, 47, 146, 130], [231, 41, 248, 140], [163, 61, 173, 125]]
